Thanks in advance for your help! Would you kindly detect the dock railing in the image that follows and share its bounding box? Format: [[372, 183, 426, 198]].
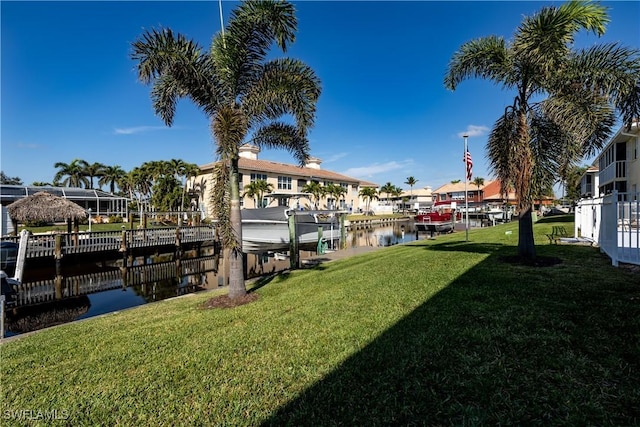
[[2, 225, 216, 260]]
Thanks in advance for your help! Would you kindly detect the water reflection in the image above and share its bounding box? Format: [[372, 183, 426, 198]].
[[4, 221, 415, 336]]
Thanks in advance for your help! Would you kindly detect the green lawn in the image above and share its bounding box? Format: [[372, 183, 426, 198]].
[[2, 216, 639, 426]]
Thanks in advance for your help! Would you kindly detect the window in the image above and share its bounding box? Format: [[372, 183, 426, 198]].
[[250, 173, 267, 182], [278, 176, 292, 190]]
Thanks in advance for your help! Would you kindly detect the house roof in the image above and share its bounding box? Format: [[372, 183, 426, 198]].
[[432, 182, 472, 193], [198, 158, 378, 188], [401, 186, 433, 198]]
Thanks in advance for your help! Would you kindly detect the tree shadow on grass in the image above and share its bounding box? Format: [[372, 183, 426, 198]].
[[536, 214, 574, 224], [261, 254, 639, 426], [423, 240, 507, 255]]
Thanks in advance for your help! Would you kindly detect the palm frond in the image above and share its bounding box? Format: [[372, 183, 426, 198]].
[[243, 58, 321, 133], [250, 122, 310, 166], [486, 111, 520, 195], [212, 0, 297, 100], [444, 36, 510, 90]]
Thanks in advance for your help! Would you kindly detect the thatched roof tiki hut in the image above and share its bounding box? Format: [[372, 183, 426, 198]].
[[7, 191, 88, 234]]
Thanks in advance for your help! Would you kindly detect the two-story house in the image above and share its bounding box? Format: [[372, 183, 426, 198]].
[[595, 120, 640, 197], [191, 144, 378, 217]]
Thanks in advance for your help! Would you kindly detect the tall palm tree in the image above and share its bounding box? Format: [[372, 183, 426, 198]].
[[380, 182, 395, 206], [132, 0, 321, 299], [54, 159, 89, 188], [302, 182, 325, 209], [99, 165, 127, 194], [445, 0, 640, 259], [391, 185, 403, 212], [80, 161, 106, 189], [405, 176, 418, 205], [242, 179, 274, 208], [358, 187, 378, 215]]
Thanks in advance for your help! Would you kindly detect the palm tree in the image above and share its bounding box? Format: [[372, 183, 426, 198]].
[[131, 0, 321, 299], [391, 185, 403, 212], [242, 179, 274, 208], [358, 187, 378, 215], [99, 165, 127, 194], [405, 176, 418, 206], [0, 172, 23, 185], [323, 183, 347, 210], [472, 177, 485, 204], [302, 182, 326, 209], [54, 159, 89, 188], [179, 162, 200, 211], [189, 179, 207, 212], [445, 0, 640, 259], [380, 182, 395, 206], [80, 161, 106, 189]]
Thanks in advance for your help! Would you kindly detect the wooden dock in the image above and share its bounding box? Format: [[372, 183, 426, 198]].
[[3, 226, 216, 260]]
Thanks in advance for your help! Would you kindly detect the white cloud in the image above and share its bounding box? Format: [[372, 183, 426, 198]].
[[342, 159, 413, 179], [17, 142, 42, 149], [457, 125, 489, 138], [323, 152, 349, 163], [113, 125, 169, 135]]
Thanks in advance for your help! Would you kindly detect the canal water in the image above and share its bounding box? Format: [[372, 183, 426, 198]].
[[3, 220, 419, 337]]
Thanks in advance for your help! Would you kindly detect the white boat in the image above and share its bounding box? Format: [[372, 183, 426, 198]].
[[240, 207, 343, 253]]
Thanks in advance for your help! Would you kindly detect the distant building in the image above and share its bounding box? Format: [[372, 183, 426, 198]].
[[0, 185, 130, 235], [431, 180, 520, 211], [578, 165, 600, 198], [401, 185, 434, 211], [191, 144, 379, 216]]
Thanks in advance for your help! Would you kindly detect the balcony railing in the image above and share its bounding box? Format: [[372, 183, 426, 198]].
[[600, 160, 627, 184]]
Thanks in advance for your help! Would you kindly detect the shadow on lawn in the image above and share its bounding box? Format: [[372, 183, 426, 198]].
[[423, 240, 507, 255], [261, 248, 639, 426]]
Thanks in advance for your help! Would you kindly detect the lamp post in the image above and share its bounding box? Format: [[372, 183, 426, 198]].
[[463, 133, 469, 242]]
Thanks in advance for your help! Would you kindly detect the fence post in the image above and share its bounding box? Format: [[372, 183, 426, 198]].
[[612, 190, 619, 266], [1, 295, 5, 340]]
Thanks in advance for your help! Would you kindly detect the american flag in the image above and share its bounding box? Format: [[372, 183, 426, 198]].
[[463, 150, 473, 181]]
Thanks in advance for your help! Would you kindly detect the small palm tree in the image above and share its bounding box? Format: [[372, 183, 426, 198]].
[[473, 177, 485, 203], [445, 0, 640, 259], [405, 176, 418, 205], [358, 187, 378, 215], [242, 180, 274, 208], [302, 182, 326, 209], [131, 0, 321, 299], [379, 182, 395, 206]]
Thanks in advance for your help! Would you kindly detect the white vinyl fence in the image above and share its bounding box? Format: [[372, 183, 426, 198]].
[[575, 191, 640, 266]]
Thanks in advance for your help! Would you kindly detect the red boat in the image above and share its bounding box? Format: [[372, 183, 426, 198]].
[[414, 201, 462, 223]]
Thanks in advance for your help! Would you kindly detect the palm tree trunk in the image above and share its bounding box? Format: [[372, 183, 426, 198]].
[[517, 206, 536, 259], [228, 157, 246, 299], [515, 109, 536, 259]]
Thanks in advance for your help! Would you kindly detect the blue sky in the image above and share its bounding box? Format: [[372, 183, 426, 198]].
[[2, 1, 639, 193]]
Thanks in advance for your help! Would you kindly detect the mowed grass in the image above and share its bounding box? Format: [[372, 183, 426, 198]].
[[2, 216, 639, 426]]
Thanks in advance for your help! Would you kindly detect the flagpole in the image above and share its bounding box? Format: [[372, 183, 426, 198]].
[[463, 133, 469, 242]]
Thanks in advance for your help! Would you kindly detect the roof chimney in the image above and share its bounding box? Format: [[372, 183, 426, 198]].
[[305, 157, 322, 169], [239, 144, 260, 160]]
